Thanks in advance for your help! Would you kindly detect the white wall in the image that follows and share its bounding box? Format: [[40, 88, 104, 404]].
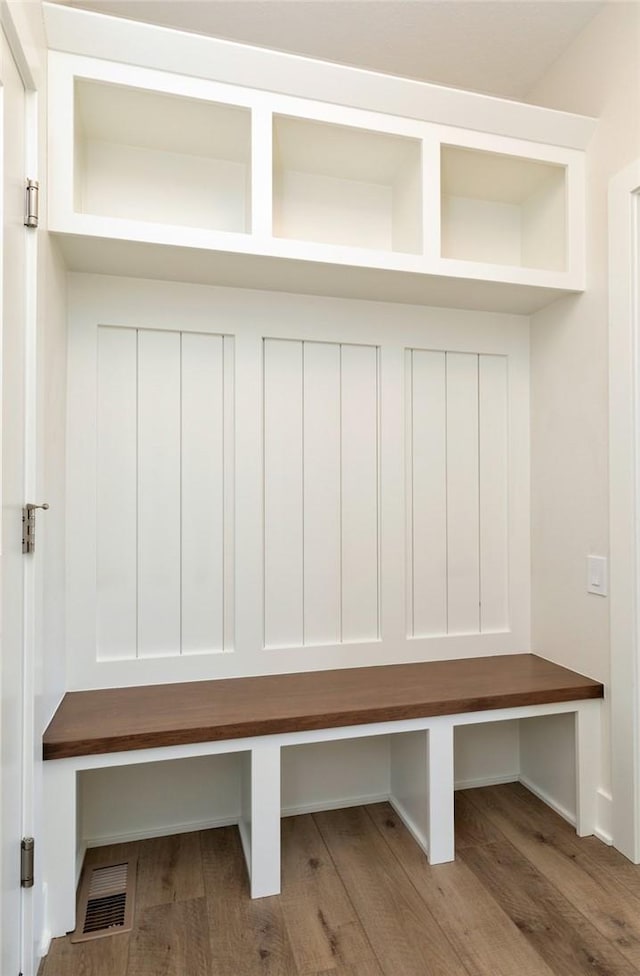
[[524, 1, 640, 836]]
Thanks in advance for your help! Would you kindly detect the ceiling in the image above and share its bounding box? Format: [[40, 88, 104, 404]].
[[48, 0, 605, 100]]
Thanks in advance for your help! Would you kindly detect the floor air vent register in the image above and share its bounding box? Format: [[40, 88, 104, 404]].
[[71, 856, 137, 942]]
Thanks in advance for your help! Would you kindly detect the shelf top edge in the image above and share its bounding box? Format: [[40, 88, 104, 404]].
[[43, 2, 597, 153]]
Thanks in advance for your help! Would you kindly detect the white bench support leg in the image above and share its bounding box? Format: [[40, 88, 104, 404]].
[[249, 742, 281, 898], [44, 762, 78, 937], [427, 721, 455, 865], [575, 700, 600, 837]]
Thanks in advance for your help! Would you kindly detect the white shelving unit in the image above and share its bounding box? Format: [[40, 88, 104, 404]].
[[48, 50, 589, 314], [441, 145, 566, 271], [74, 79, 252, 233]]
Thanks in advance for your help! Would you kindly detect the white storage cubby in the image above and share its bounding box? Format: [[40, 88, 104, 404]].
[[74, 78, 252, 233], [49, 50, 590, 313], [440, 145, 567, 272], [272, 115, 423, 254]]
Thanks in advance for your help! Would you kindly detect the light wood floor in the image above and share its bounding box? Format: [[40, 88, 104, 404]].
[[40, 783, 640, 976]]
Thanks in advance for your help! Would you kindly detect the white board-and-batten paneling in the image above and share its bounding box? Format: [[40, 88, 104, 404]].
[[407, 350, 509, 637], [66, 274, 529, 689], [263, 339, 379, 648], [94, 325, 231, 661]]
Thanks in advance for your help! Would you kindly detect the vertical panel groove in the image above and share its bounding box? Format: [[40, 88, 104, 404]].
[[410, 349, 447, 637], [262, 338, 266, 649], [477, 353, 482, 628], [376, 346, 381, 639], [223, 334, 235, 653], [135, 329, 140, 659], [409, 350, 415, 638], [137, 329, 182, 657], [301, 342, 305, 644], [444, 352, 449, 635], [445, 351, 480, 634], [179, 332, 183, 655], [221, 335, 226, 651], [340, 343, 379, 642], [263, 339, 304, 647], [96, 326, 138, 660], [479, 354, 510, 632], [508, 360, 511, 613], [180, 333, 226, 653], [339, 343, 343, 643], [303, 341, 341, 645], [222, 334, 236, 652]]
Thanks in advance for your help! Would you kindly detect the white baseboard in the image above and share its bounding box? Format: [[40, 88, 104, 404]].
[[388, 796, 429, 855], [84, 814, 239, 849], [518, 774, 576, 827], [518, 776, 613, 845], [595, 788, 613, 845], [81, 781, 611, 859], [455, 773, 519, 791], [282, 792, 390, 818], [83, 793, 391, 849]]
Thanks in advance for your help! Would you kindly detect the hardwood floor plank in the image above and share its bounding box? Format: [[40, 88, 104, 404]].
[[367, 802, 556, 976], [83, 841, 140, 867], [311, 969, 357, 975], [126, 897, 212, 976], [41, 932, 130, 976], [486, 783, 640, 901], [136, 831, 204, 909], [280, 814, 384, 976], [454, 790, 506, 850], [313, 806, 470, 976], [200, 825, 298, 976], [460, 837, 638, 976], [579, 836, 640, 901], [465, 784, 640, 966]]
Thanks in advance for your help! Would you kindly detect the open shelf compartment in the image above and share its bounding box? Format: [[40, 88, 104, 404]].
[[74, 79, 252, 233], [273, 114, 423, 255], [440, 145, 567, 272]]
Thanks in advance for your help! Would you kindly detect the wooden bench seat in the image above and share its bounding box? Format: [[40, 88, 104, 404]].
[[42, 653, 603, 941], [43, 653, 602, 760]]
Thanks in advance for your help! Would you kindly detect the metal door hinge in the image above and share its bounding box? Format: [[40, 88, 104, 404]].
[[24, 178, 39, 228], [21, 837, 34, 888], [22, 503, 49, 554]]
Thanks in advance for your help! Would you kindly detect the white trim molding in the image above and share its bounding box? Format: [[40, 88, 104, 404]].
[[41, 2, 596, 150], [609, 157, 640, 861]]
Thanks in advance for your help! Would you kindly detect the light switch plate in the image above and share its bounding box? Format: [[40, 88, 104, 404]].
[[587, 555, 608, 596]]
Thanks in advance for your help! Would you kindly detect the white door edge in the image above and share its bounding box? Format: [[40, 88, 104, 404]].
[[0, 3, 39, 972], [21, 85, 39, 976], [609, 157, 640, 861]]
